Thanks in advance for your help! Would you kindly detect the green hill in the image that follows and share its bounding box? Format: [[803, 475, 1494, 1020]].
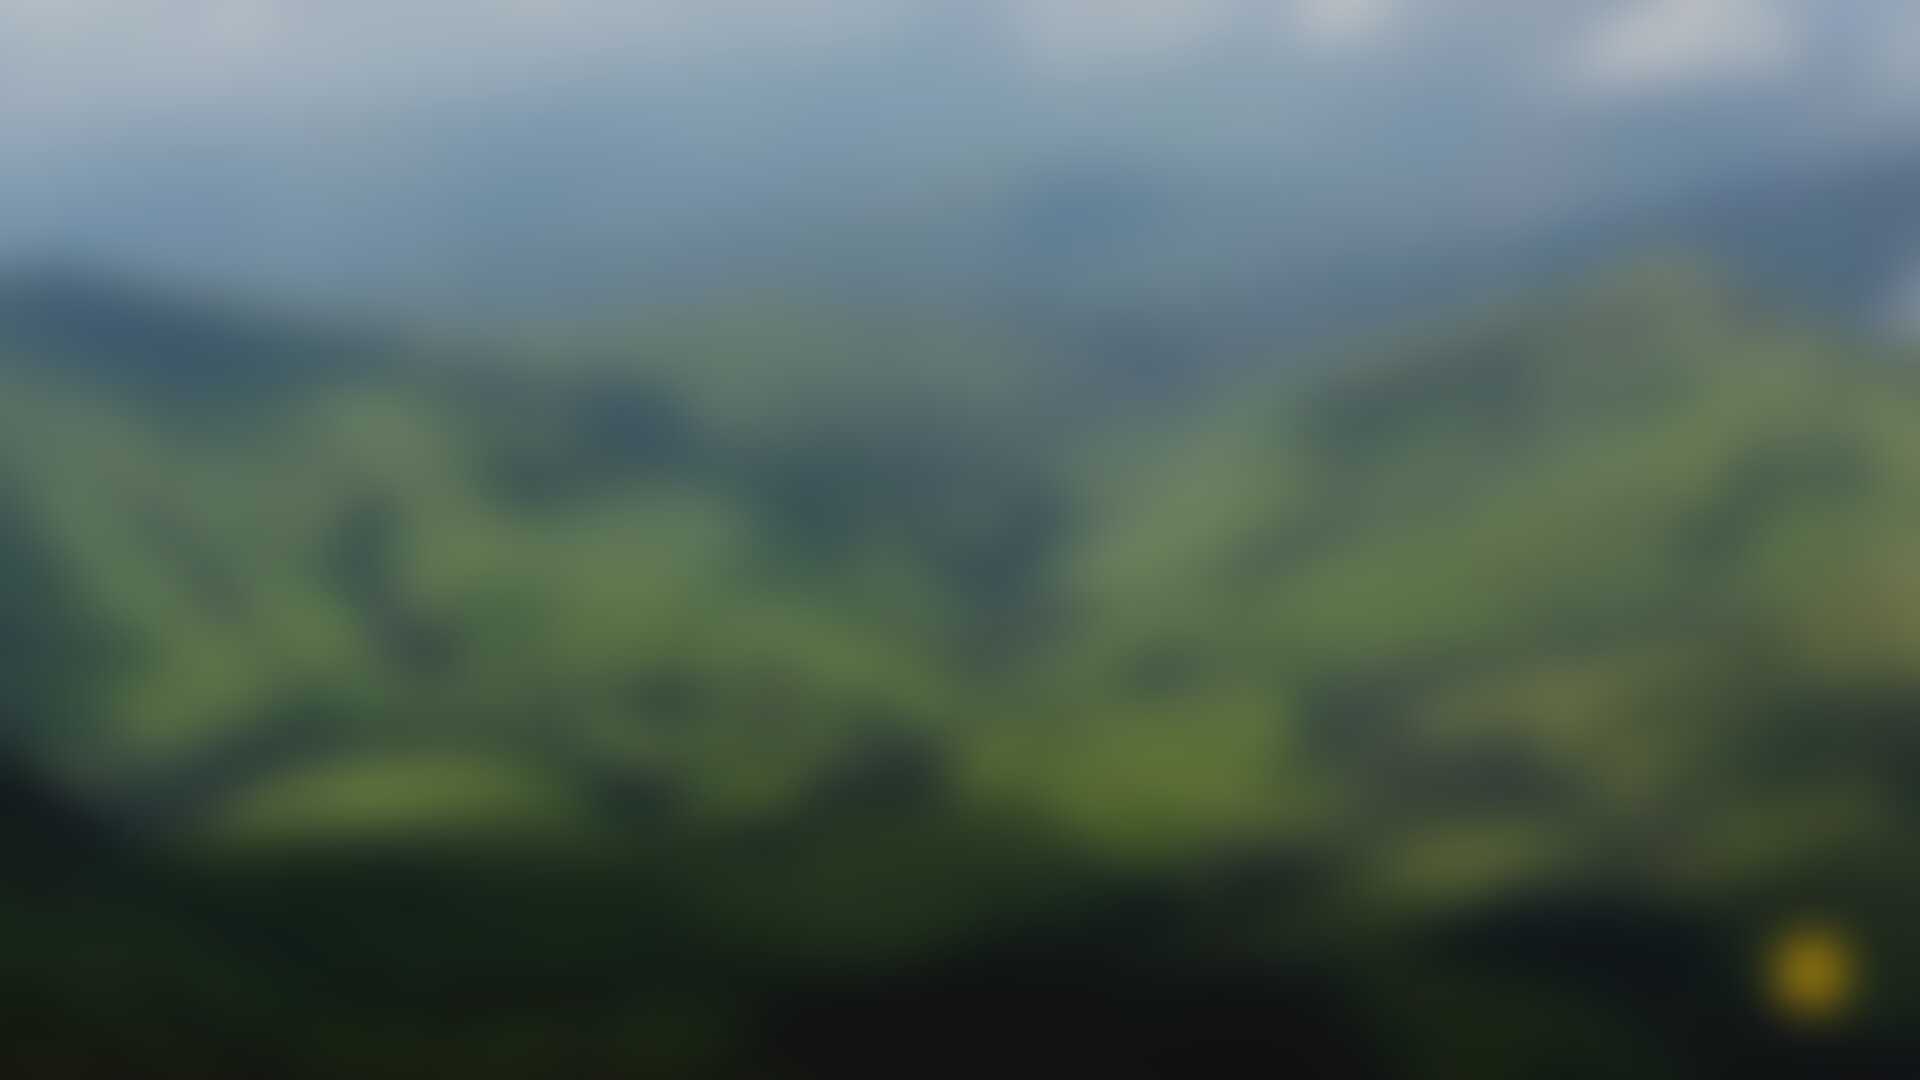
[[3, 262, 1917, 1075]]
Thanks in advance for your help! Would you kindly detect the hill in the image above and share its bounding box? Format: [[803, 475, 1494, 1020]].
[[1, 263, 1918, 1074]]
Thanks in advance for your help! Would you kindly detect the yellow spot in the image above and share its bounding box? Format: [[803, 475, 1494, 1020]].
[[1762, 919, 1861, 1029]]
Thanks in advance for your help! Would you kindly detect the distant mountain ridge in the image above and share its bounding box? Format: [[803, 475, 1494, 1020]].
[[0, 262, 379, 396]]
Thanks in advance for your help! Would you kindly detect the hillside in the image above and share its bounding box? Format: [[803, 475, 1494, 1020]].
[[2, 263, 1918, 1075]]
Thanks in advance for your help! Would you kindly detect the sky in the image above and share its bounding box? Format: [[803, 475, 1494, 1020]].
[[1, 1, 1917, 314], [2, 0, 1910, 102]]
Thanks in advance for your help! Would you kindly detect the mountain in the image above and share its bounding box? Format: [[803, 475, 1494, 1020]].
[[1, 263, 1918, 1074], [793, 137, 1920, 383], [0, 262, 378, 402], [1521, 142, 1920, 333]]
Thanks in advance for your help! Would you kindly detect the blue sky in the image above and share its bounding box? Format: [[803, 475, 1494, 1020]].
[[3, 1, 1910, 104], [3, 2, 1916, 312]]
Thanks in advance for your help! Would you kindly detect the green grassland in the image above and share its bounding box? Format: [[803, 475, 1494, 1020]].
[[3, 262, 1918, 1075]]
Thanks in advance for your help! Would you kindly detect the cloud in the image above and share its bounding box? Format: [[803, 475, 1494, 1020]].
[[1288, 0, 1400, 54], [0, 0, 922, 117], [1007, 0, 1239, 71], [1569, 0, 1803, 98], [1007, 0, 1407, 71], [1867, 4, 1920, 107]]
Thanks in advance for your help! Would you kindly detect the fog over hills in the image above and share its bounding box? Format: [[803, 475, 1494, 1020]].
[[5, 1, 1920, 325]]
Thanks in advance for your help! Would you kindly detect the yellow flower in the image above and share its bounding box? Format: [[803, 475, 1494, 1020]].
[[1762, 919, 1860, 1030]]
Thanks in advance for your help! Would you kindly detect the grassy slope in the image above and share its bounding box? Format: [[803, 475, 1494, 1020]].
[[5, 262, 1920, 1072]]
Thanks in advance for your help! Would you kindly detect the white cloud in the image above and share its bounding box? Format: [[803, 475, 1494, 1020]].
[[1008, 0, 1239, 71], [1868, 4, 1920, 106], [0, 0, 921, 116], [0, 0, 1899, 130], [1570, 0, 1803, 98], [1007, 0, 1406, 69], [1289, 0, 1400, 54]]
